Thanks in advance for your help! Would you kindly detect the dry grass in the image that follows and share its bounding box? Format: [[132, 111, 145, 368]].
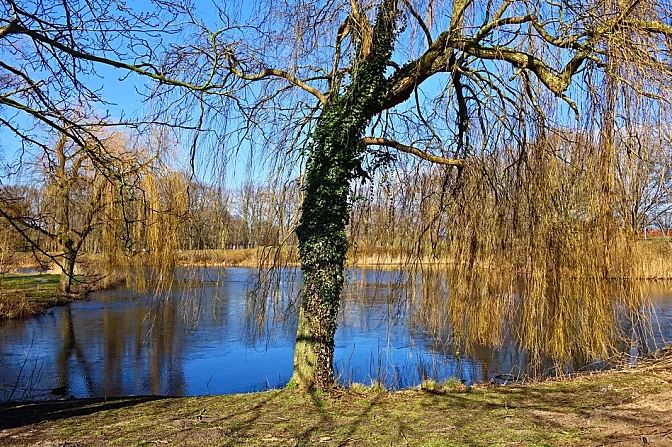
[[633, 238, 672, 279], [177, 248, 267, 267], [166, 237, 672, 278], [3, 236, 669, 277], [0, 294, 39, 319], [1, 351, 671, 446], [178, 247, 442, 268]]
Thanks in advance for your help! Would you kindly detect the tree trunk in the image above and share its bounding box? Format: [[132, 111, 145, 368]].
[[56, 190, 77, 294], [291, 0, 398, 389], [292, 112, 353, 389], [59, 241, 76, 294], [54, 134, 77, 295]]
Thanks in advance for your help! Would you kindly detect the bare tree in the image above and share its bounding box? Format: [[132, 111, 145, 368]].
[[615, 126, 672, 234], [0, 0, 234, 288]]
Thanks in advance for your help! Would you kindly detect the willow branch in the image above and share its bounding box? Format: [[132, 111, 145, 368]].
[[474, 14, 534, 41], [402, 0, 432, 47], [0, 18, 19, 38], [226, 62, 328, 105], [362, 137, 465, 166], [458, 39, 587, 96], [626, 19, 672, 36]]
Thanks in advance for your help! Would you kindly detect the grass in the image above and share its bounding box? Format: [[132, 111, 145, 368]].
[[1, 354, 671, 446], [0, 274, 70, 319]]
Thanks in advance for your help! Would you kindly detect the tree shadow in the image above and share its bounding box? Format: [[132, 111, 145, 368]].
[[0, 396, 165, 429], [3, 375, 670, 446], [414, 384, 672, 446]]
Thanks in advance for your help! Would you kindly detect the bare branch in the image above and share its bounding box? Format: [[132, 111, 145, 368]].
[[362, 137, 465, 166], [225, 55, 328, 104], [402, 0, 432, 47], [3, 21, 230, 93]]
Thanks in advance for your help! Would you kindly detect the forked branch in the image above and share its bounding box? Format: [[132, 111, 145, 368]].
[[362, 137, 465, 166], [225, 59, 328, 105]]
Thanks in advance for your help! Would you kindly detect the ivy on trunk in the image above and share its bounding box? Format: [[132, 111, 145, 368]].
[[291, 0, 398, 389]]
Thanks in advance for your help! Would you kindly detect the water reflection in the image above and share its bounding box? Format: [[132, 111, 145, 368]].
[[0, 267, 670, 401]]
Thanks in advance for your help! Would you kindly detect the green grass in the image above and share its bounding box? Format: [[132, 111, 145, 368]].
[[0, 273, 70, 319], [1, 357, 671, 446]]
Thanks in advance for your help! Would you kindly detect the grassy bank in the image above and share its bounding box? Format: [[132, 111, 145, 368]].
[[1, 354, 671, 446], [0, 274, 70, 319]]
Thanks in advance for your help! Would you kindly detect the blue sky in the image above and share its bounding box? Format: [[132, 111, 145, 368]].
[[0, 0, 263, 188], [1, 0, 599, 189]]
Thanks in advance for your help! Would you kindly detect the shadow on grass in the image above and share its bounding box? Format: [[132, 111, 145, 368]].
[[0, 396, 165, 430], [1, 371, 670, 446]]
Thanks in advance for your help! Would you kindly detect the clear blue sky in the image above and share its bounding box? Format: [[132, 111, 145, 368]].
[[0, 0, 264, 189], [1, 0, 592, 189]]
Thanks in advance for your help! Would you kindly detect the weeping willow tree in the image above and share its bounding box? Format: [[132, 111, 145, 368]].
[[249, 0, 672, 389], [102, 168, 190, 291], [0, 128, 173, 293], [45, 133, 107, 294], [403, 130, 650, 371], [4, 0, 672, 389]]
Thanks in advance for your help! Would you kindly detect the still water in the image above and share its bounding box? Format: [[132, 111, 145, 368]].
[[1, 267, 671, 401]]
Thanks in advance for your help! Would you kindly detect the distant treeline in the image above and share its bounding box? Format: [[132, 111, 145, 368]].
[[2, 128, 670, 272], [0, 174, 298, 256]]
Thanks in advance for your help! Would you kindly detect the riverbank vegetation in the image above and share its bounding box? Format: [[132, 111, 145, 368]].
[[0, 274, 67, 319], [2, 237, 671, 277], [1, 350, 671, 446]]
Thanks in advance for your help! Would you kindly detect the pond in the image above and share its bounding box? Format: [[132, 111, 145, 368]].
[[1, 267, 671, 401]]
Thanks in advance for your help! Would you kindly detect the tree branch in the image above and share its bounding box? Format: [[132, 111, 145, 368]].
[[458, 39, 587, 96], [225, 59, 328, 105], [401, 0, 432, 47], [382, 31, 455, 109], [0, 18, 19, 39], [626, 19, 672, 36], [362, 137, 465, 166], [3, 21, 230, 93]]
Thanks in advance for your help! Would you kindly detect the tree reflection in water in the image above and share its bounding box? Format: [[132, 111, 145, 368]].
[[0, 267, 669, 401]]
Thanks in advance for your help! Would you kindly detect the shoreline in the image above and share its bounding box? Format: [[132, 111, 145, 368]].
[[2, 258, 672, 320], [0, 272, 671, 445], [1, 351, 670, 446], [0, 274, 95, 320], [3, 235, 672, 279]]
